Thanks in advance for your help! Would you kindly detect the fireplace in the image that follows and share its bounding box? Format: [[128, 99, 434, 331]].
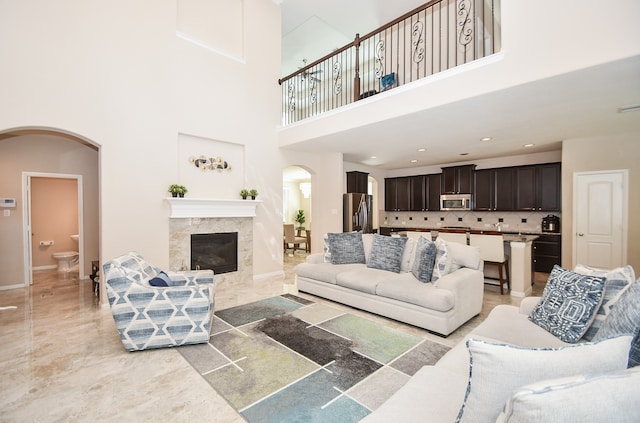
[[190, 232, 238, 274]]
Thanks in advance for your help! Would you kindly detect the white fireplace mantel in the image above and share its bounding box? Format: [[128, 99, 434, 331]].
[[165, 197, 262, 218]]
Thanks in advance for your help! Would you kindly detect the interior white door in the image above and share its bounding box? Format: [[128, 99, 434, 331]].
[[573, 170, 627, 269]]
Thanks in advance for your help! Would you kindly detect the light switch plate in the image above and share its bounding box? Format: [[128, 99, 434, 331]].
[[3, 210, 10, 217]]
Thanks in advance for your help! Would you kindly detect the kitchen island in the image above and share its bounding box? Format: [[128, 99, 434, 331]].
[[390, 228, 538, 297]]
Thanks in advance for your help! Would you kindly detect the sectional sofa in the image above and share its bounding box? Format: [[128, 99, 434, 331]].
[[295, 232, 484, 336], [363, 264, 640, 422]]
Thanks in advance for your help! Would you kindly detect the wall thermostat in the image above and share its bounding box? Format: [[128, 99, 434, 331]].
[[0, 198, 16, 208]]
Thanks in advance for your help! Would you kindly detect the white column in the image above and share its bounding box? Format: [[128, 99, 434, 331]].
[[509, 241, 533, 297]]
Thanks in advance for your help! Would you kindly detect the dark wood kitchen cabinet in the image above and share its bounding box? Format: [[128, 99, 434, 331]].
[[473, 167, 514, 211], [427, 173, 441, 211], [473, 169, 493, 210], [409, 175, 425, 211], [409, 174, 441, 211], [533, 234, 561, 272], [441, 165, 475, 194], [515, 163, 561, 211], [385, 177, 410, 211], [346, 171, 369, 193]]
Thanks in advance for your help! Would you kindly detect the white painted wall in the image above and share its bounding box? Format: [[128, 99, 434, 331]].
[[0, 0, 284, 288], [562, 134, 640, 272]]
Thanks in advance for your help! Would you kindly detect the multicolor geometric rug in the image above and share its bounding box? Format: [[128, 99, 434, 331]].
[[178, 294, 450, 423]]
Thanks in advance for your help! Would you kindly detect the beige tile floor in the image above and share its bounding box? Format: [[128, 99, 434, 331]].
[[0, 252, 545, 422]]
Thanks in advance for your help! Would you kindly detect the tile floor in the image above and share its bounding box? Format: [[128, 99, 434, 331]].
[[0, 251, 545, 422]]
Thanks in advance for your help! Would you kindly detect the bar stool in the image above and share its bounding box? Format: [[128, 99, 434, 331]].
[[436, 228, 468, 245], [469, 231, 510, 294]]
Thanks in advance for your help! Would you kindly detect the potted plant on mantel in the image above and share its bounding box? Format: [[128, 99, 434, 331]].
[[295, 209, 306, 231], [249, 189, 258, 200], [240, 188, 250, 200], [168, 184, 188, 198]]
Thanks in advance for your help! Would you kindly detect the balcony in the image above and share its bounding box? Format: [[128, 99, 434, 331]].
[[279, 0, 501, 126]]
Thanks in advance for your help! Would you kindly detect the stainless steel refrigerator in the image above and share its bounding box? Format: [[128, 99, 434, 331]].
[[343, 193, 373, 233]]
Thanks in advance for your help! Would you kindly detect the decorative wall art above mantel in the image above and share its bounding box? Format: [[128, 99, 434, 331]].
[[189, 155, 232, 172]]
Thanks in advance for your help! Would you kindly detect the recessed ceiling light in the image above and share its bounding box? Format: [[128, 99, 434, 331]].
[[370, 156, 377, 159], [410, 159, 418, 163], [523, 143, 535, 148], [480, 137, 492, 142], [417, 148, 426, 152]]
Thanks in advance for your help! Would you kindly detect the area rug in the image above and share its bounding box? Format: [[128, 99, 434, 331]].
[[178, 294, 450, 423]]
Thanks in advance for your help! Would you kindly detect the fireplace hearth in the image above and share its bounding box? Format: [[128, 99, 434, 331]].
[[191, 232, 238, 274]]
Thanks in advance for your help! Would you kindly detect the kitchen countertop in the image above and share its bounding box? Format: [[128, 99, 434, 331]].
[[382, 226, 560, 237], [502, 234, 539, 243]]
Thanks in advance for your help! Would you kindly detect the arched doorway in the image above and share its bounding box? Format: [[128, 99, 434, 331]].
[[283, 166, 312, 256], [0, 127, 100, 288]]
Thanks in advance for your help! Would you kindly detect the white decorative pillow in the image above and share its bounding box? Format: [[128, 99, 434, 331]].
[[432, 238, 451, 283], [496, 368, 640, 423], [573, 264, 636, 341], [323, 233, 330, 262], [362, 233, 374, 263], [399, 237, 416, 273], [528, 265, 606, 343], [446, 242, 481, 272], [456, 336, 633, 423]]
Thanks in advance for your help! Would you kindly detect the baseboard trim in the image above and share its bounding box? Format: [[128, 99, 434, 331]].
[[0, 283, 26, 291], [32, 265, 57, 271]]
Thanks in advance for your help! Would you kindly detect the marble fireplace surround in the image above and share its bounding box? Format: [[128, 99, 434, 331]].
[[166, 198, 261, 287]]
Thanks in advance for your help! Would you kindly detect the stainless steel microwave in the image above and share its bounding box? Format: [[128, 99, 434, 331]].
[[440, 194, 472, 211]]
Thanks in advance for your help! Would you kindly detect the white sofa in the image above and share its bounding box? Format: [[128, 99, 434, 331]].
[[295, 234, 484, 336], [363, 266, 640, 423]]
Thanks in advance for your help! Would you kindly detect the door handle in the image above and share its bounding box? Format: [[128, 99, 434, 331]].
[[577, 233, 584, 236]]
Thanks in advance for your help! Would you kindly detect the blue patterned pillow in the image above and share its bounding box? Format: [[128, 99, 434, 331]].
[[630, 327, 640, 368], [411, 236, 437, 283], [367, 234, 407, 273], [528, 265, 606, 343], [149, 271, 172, 287], [325, 232, 366, 265], [574, 264, 635, 341], [594, 280, 640, 368]]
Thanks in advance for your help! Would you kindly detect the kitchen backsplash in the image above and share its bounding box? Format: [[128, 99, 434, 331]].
[[380, 210, 561, 234]]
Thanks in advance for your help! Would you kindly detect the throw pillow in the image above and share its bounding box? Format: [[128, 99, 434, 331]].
[[446, 242, 481, 272], [574, 264, 635, 341], [456, 336, 633, 423], [399, 237, 417, 273], [149, 271, 172, 287], [496, 368, 640, 423], [630, 327, 640, 368], [367, 234, 407, 273], [528, 265, 606, 343], [362, 233, 374, 263], [411, 236, 437, 283], [432, 238, 451, 283], [325, 232, 366, 265], [594, 279, 640, 368]]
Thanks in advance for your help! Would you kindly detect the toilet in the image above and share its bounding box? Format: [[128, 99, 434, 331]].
[[52, 251, 79, 272]]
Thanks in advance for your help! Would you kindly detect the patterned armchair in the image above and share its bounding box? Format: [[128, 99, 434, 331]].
[[103, 252, 215, 351]]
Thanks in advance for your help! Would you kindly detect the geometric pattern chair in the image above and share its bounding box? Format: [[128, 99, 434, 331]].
[[103, 252, 215, 351]]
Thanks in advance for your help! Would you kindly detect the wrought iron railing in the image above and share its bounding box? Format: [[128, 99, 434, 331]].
[[279, 0, 500, 125]]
